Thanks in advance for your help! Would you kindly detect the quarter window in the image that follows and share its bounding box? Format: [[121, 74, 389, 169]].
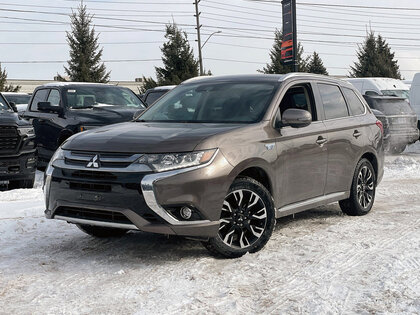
[[318, 84, 349, 120], [30, 89, 49, 111], [342, 88, 366, 116], [47, 89, 61, 106]]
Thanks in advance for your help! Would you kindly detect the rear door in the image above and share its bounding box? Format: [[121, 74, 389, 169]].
[[316, 83, 365, 194], [276, 81, 328, 206]]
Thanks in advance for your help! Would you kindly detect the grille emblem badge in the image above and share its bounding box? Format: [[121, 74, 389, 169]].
[[87, 155, 100, 168]]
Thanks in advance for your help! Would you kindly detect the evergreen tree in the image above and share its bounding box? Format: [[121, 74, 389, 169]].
[[376, 35, 401, 79], [0, 64, 20, 92], [260, 29, 307, 74], [155, 23, 199, 85], [64, 5, 110, 82], [306, 52, 328, 75], [350, 32, 401, 79], [139, 76, 158, 94]]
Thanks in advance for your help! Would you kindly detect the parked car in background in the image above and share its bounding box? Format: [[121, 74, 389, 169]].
[[142, 85, 176, 106], [2, 92, 31, 113], [409, 72, 420, 128], [22, 82, 146, 168], [0, 92, 37, 189], [44, 74, 384, 258], [346, 78, 410, 99], [364, 95, 419, 154]]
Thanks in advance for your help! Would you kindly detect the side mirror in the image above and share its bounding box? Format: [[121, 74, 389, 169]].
[[133, 109, 145, 120], [281, 108, 312, 128], [9, 102, 18, 113], [38, 101, 63, 115]]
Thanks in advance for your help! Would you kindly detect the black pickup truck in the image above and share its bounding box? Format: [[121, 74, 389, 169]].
[[0, 92, 37, 189], [22, 82, 146, 168]]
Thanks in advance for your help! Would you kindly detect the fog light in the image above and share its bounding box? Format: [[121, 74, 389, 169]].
[[180, 206, 193, 220]]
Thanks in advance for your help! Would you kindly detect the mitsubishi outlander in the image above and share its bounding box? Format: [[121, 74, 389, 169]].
[[44, 74, 384, 258]]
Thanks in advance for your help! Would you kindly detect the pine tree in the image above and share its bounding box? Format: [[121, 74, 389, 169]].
[[155, 23, 199, 85], [64, 5, 110, 82], [139, 76, 158, 94], [0, 64, 20, 92], [350, 32, 401, 79], [376, 35, 401, 79], [306, 52, 328, 75], [260, 29, 307, 74]]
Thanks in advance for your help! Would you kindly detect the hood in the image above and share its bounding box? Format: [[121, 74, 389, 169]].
[[66, 107, 142, 125], [0, 110, 31, 126], [63, 121, 243, 153]]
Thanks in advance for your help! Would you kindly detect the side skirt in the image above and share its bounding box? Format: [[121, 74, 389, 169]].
[[276, 192, 349, 218]]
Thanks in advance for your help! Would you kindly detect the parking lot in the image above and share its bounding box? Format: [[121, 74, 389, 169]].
[[0, 148, 419, 314]]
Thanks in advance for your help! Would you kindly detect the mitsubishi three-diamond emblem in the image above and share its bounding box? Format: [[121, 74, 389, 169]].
[[86, 155, 100, 168]]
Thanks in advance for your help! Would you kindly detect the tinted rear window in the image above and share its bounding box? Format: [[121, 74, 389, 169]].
[[342, 88, 366, 116], [318, 84, 349, 120], [145, 91, 167, 105], [366, 98, 414, 115]]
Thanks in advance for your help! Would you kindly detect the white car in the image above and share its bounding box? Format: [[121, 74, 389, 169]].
[[2, 92, 31, 113], [345, 78, 410, 100]]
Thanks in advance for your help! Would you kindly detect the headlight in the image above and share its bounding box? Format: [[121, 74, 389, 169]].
[[18, 126, 35, 137], [46, 147, 65, 171], [137, 149, 217, 172]]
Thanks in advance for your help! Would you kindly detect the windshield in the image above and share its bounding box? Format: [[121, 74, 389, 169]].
[[65, 86, 145, 109], [138, 82, 279, 123], [381, 89, 410, 99], [4, 94, 31, 105], [0, 94, 11, 111], [370, 98, 414, 115]]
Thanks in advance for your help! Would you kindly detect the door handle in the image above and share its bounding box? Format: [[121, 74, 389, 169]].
[[316, 136, 327, 146], [353, 130, 362, 138]]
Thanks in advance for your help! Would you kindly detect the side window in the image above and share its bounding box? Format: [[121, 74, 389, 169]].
[[145, 91, 166, 105], [47, 89, 61, 106], [279, 83, 317, 121], [29, 89, 49, 111], [318, 84, 349, 120], [342, 88, 366, 116]]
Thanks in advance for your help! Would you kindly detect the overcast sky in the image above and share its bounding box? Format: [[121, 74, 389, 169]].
[[1, 0, 420, 81]]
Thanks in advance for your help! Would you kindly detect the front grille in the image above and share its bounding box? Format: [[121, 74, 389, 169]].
[[54, 207, 133, 225], [0, 126, 19, 153], [65, 151, 138, 169], [67, 170, 117, 181], [69, 182, 112, 192]]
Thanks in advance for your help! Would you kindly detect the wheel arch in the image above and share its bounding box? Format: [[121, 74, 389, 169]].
[[228, 159, 275, 197], [360, 151, 378, 179]]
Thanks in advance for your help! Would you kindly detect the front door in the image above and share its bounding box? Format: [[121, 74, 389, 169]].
[[275, 82, 328, 207]]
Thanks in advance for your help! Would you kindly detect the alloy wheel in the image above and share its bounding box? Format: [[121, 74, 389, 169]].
[[219, 189, 268, 249], [356, 166, 374, 209]]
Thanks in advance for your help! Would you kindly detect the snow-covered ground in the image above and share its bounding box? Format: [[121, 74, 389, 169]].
[[0, 150, 419, 314]]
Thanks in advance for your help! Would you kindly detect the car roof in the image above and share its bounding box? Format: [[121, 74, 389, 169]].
[[182, 73, 352, 87], [1, 92, 30, 95], [38, 82, 115, 88], [149, 85, 177, 91]]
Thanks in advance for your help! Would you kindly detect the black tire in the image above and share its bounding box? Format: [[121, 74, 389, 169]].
[[339, 158, 376, 216], [389, 143, 406, 155], [202, 177, 276, 258], [8, 176, 35, 190], [76, 224, 128, 237]]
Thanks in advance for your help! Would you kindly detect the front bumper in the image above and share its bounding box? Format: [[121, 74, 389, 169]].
[[0, 150, 37, 181], [44, 151, 233, 238]]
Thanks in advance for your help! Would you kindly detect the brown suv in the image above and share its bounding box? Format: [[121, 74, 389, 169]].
[[44, 74, 384, 258]]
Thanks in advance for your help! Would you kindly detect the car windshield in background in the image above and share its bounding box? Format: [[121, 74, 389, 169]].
[[4, 94, 31, 105], [0, 95, 11, 111], [138, 82, 279, 123], [381, 89, 410, 99], [370, 98, 414, 115], [65, 86, 145, 109]]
